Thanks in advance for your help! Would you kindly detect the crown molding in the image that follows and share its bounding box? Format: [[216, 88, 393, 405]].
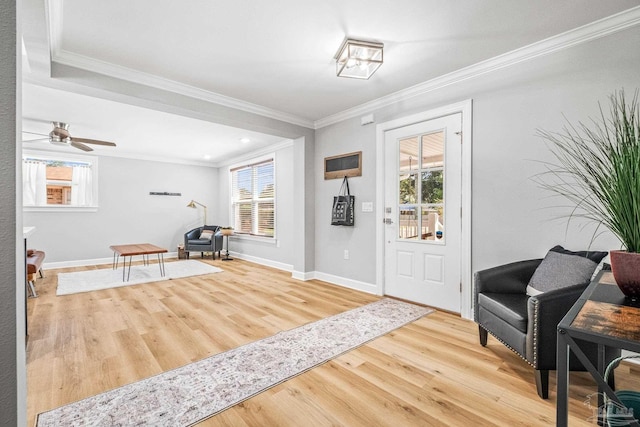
[[314, 6, 640, 129], [52, 49, 316, 129], [214, 139, 294, 168], [45, 1, 314, 129]]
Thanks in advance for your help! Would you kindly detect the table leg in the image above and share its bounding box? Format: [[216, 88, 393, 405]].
[[126, 256, 133, 282], [557, 328, 569, 427], [598, 344, 606, 423], [157, 253, 165, 277]]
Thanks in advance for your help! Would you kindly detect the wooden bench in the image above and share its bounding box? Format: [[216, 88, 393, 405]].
[[26, 250, 45, 298]]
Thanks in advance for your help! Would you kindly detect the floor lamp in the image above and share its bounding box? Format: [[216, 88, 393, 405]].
[[186, 200, 207, 225]]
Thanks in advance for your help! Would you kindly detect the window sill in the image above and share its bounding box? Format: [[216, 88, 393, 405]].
[[24, 206, 99, 213], [231, 234, 277, 245]]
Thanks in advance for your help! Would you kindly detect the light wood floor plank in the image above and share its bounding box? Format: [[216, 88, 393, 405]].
[[26, 258, 640, 426]]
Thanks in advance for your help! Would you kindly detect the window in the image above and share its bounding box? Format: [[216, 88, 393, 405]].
[[398, 131, 444, 241], [230, 157, 275, 238], [22, 151, 98, 209]]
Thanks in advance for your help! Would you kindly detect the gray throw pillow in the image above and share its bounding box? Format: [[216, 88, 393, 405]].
[[526, 246, 607, 296]]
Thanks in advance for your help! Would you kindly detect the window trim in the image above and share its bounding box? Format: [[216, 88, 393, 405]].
[[229, 153, 276, 240], [22, 149, 99, 211]]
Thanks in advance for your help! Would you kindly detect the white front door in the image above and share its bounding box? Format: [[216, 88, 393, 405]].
[[384, 113, 462, 312]]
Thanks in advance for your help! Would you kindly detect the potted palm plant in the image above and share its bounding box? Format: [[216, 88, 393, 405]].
[[537, 90, 640, 298]]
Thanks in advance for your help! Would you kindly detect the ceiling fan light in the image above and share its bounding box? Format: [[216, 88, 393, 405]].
[[335, 39, 383, 80]]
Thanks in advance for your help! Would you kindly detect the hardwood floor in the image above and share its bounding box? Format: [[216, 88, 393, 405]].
[[27, 258, 640, 426]]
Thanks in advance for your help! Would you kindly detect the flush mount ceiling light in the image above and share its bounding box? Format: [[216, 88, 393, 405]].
[[335, 39, 384, 79]]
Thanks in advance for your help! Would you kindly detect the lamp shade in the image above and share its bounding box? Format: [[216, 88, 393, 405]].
[[336, 39, 383, 79]]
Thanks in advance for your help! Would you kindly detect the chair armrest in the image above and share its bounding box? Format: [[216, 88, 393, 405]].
[[475, 259, 542, 295], [526, 282, 589, 368], [185, 228, 201, 240], [214, 232, 224, 251]]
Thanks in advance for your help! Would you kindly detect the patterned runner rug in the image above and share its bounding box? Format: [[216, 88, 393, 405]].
[[36, 298, 433, 426]]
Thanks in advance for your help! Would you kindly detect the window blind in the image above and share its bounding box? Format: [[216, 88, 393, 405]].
[[230, 158, 275, 237]]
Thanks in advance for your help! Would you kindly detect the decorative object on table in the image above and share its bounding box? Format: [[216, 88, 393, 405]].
[[184, 225, 222, 260], [56, 260, 223, 296], [331, 176, 355, 226], [36, 298, 432, 427], [536, 90, 640, 298], [186, 199, 208, 224], [603, 355, 640, 426], [220, 227, 233, 261], [324, 151, 362, 179]]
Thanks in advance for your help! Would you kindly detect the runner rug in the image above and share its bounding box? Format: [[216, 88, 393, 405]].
[[36, 298, 433, 426], [56, 260, 223, 296]]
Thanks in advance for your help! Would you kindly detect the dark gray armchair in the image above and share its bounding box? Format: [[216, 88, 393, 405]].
[[184, 225, 223, 259], [474, 259, 620, 399]]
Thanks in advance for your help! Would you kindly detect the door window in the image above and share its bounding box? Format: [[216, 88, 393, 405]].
[[397, 131, 445, 242]]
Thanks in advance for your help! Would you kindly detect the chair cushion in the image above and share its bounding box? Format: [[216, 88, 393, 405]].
[[187, 239, 213, 246], [26, 250, 46, 274], [477, 292, 529, 333], [526, 245, 607, 296]]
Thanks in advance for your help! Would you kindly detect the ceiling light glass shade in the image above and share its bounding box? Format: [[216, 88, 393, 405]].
[[336, 39, 384, 79]]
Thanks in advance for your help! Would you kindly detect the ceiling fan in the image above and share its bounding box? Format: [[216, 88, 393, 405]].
[[22, 122, 116, 152]]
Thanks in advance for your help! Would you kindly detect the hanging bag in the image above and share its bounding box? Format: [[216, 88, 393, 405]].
[[331, 176, 355, 226]]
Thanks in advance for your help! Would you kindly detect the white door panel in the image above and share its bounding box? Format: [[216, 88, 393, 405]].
[[384, 113, 462, 312]]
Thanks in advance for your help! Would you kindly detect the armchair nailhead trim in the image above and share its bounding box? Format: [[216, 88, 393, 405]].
[[478, 322, 534, 368], [532, 299, 539, 366]]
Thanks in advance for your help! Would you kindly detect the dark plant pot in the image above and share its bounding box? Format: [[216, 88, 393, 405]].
[[610, 250, 640, 299]]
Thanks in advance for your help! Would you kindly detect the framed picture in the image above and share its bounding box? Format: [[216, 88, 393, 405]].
[[324, 151, 362, 180]]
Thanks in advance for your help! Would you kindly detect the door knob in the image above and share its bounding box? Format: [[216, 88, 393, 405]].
[[383, 218, 394, 225]]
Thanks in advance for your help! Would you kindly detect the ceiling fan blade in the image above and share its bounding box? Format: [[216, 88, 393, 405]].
[[71, 137, 116, 147], [22, 131, 49, 137], [70, 141, 94, 152], [22, 138, 49, 143]]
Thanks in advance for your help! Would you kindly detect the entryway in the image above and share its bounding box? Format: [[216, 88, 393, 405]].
[[375, 101, 472, 317]]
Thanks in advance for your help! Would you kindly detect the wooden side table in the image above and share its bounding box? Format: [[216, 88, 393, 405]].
[[220, 228, 233, 261], [557, 270, 640, 426]]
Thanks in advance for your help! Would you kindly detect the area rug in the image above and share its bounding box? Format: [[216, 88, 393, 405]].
[[56, 260, 223, 296], [36, 298, 433, 426]]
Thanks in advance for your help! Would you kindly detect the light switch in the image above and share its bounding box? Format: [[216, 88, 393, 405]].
[[362, 202, 374, 212]]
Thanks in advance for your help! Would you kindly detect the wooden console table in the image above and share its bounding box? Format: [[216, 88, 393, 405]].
[[110, 243, 167, 282], [557, 270, 640, 426]]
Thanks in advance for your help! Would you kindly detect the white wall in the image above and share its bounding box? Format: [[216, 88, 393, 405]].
[[314, 26, 640, 293], [24, 156, 217, 265], [215, 142, 297, 269], [315, 119, 378, 285]]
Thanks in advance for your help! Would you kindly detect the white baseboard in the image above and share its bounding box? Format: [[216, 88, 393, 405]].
[[291, 270, 314, 281], [42, 252, 377, 297], [227, 252, 293, 272], [312, 271, 378, 295], [43, 252, 179, 269]]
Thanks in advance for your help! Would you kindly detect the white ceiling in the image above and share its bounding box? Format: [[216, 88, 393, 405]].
[[20, 0, 640, 165], [21, 84, 286, 166]]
